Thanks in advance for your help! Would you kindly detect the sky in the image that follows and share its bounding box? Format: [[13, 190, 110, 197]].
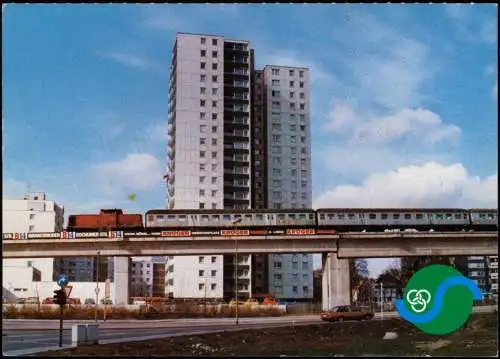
[[3, 4, 498, 278]]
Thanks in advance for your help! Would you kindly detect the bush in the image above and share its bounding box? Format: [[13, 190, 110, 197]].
[[2, 303, 286, 320]]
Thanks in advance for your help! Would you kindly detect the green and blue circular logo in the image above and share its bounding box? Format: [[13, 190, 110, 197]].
[[395, 264, 483, 335]]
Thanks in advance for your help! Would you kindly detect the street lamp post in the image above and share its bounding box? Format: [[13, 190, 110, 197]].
[[232, 218, 242, 325], [95, 251, 100, 322]]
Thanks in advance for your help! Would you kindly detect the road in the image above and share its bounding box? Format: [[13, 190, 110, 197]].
[[3, 306, 495, 356]]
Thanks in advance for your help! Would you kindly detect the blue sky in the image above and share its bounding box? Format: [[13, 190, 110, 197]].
[[3, 4, 498, 277]]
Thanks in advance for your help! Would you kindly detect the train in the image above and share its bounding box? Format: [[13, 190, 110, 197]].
[[2, 208, 497, 240]]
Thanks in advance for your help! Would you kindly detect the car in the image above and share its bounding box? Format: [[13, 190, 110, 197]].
[[84, 298, 95, 305], [320, 305, 374, 323]]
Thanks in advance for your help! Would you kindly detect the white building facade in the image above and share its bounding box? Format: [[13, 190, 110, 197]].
[[2, 192, 64, 284], [165, 33, 252, 299], [260, 66, 314, 299]]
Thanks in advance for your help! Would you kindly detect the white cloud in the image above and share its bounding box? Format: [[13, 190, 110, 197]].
[[325, 100, 461, 146], [92, 153, 163, 195], [313, 162, 498, 209], [444, 4, 471, 21], [96, 51, 158, 71], [333, 9, 434, 111], [3, 179, 29, 198]]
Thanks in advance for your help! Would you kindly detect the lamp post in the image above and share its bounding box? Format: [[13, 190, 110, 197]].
[[232, 218, 242, 325], [95, 251, 100, 322]]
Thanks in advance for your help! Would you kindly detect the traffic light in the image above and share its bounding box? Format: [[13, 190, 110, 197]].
[[53, 289, 67, 306]]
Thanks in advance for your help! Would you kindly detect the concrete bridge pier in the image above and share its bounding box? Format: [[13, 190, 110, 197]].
[[322, 253, 350, 310], [114, 257, 130, 305]]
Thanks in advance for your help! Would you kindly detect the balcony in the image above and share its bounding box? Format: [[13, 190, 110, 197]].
[[223, 154, 248, 162], [232, 57, 248, 64], [224, 193, 249, 200], [223, 181, 248, 189], [224, 105, 249, 112], [223, 167, 249, 175], [224, 69, 249, 76], [224, 94, 249, 100], [224, 142, 250, 150], [224, 130, 248, 137]]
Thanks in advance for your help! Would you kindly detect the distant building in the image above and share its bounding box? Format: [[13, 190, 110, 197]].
[[487, 256, 498, 296], [313, 269, 322, 302], [130, 261, 154, 297], [2, 192, 64, 284]]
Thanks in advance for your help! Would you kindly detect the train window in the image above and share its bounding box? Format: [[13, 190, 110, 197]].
[[327, 214, 334, 220], [309, 214, 314, 220], [488, 213, 495, 219], [416, 214, 423, 219], [245, 214, 253, 220], [369, 214, 376, 219], [454, 213, 462, 219], [319, 214, 325, 220], [148, 215, 154, 221], [278, 214, 286, 220], [212, 215, 220, 221], [436, 214, 444, 219], [235, 215, 242, 220], [288, 214, 296, 219], [157, 215, 164, 220], [446, 213, 453, 219], [299, 214, 306, 220], [393, 214, 400, 219], [179, 215, 187, 221], [404, 214, 411, 219], [381, 214, 388, 219], [348, 213, 355, 219], [338, 214, 345, 219], [223, 215, 231, 220], [201, 215, 210, 221], [167, 215, 176, 220], [256, 214, 264, 220], [479, 213, 486, 219]]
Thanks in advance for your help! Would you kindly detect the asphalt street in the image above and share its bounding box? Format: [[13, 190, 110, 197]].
[[2, 306, 495, 356]]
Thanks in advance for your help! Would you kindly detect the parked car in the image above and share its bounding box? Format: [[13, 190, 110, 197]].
[[100, 298, 113, 305], [84, 298, 95, 305], [320, 305, 374, 323]]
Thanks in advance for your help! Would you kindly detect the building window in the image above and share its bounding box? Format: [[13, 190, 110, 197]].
[[201, 37, 206, 44], [299, 70, 304, 77], [274, 274, 282, 281], [212, 75, 218, 82], [212, 88, 218, 95], [199, 256, 204, 263], [300, 92, 305, 99], [212, 203, 217, 209], [211, 190, 217, 197], [199, 176, 206, 183], [200, 62, 206, 69], [211, 151, 217, 159], [274, 262, 282, 269], [272, 68, 280, 76], [292, 262, 298, 270], [200, 138, 206, 145], [200, 163, 206, 170], [290, 81, 294, 87], [303, 286, 309, 293], [303, 261, 309, 269], [211, 283, 216, 290], [200, 87, 206, 95], [212, 100, 217, 108], [200, 74, 206, 82], [29, 225, 35, 232], [292, 286, 298, 293], [199, 283, 204, 290], [211, 163, 217, 171], [272, 79, 280, 86], [272, 90, 280, 97], [199, 189, 205, 196], [289, 91, 295, 98], [211, 270, 216, 277], [212, 126, 217, 133], [199, 203, 205, 209], [290, 103, 296, 110], [212, 50, 218, 57], [200, 99, 206, 107], [29, 214, 35, 220], [211, 256, 217, 263], [199, 270, 204, 276], [201, 49, 206, 57], [212, 113, 217, 120], [211, 138, 217, 145], [212, 63, 217, 70], [200, 124, 206, 132], [300, 103, 305, 110], [200, 112, 206, 120], [200, 151, 206, 158], [211, 177, 217, 184], [299, 82, 304, 88], [212, 38, 217, 46]]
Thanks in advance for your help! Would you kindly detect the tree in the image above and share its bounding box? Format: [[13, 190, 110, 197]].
[[350, 259, 369, 287], [377, 261, 404, 299]]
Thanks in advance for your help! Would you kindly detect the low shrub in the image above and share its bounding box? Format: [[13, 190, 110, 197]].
[[3, 303, 286, 319]]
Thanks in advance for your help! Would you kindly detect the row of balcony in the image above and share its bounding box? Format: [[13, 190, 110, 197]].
[[224, 143, 250, 150]]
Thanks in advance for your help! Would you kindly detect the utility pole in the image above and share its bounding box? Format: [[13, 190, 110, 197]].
[[95, 251, 100, 322], [232, 218, 242, 325]]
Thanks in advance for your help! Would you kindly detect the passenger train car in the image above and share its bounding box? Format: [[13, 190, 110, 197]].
[[2, 208, 497, 240]]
